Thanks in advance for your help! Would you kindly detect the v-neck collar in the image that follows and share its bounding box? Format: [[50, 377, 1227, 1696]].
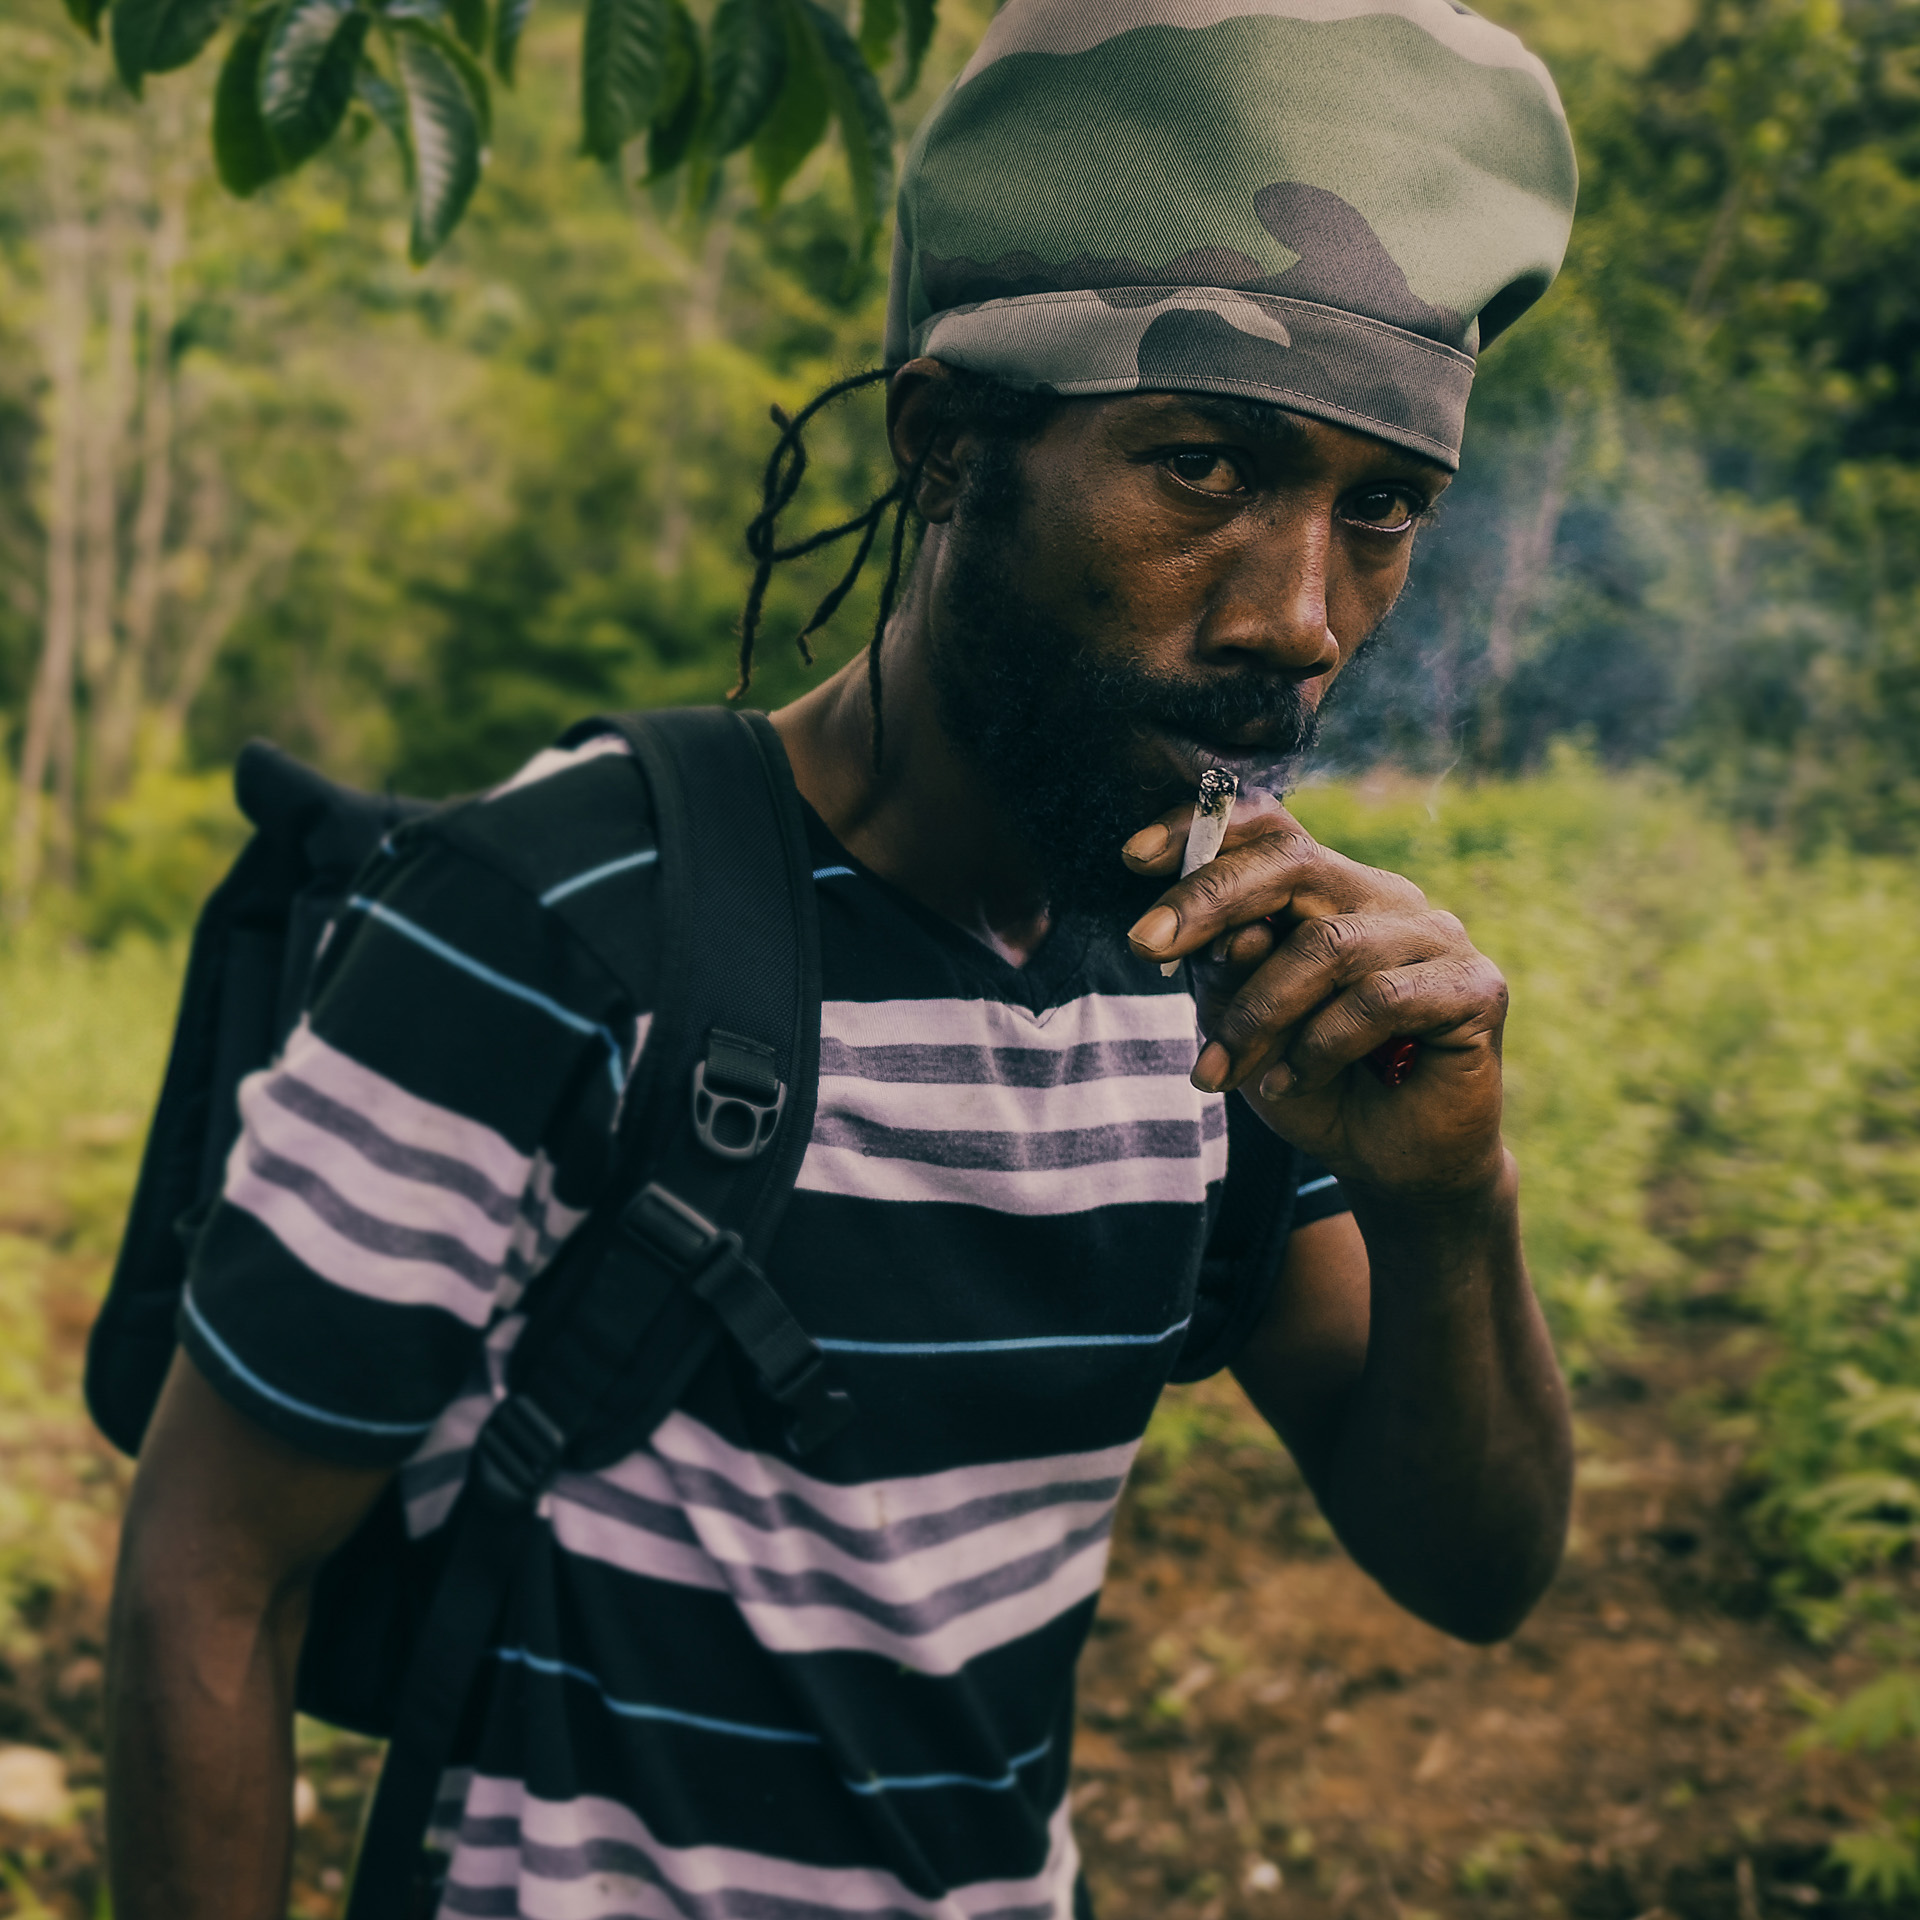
[[801, 804, 1100, 1016]]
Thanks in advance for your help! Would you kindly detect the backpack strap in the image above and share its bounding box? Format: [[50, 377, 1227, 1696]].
[[346, 706, 837, 1920]]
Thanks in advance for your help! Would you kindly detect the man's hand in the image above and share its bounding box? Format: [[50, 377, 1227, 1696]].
[[1122, 795, 1508, 1199]]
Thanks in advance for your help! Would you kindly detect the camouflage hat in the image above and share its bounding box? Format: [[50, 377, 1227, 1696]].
[[885, 0, 1578, 470]]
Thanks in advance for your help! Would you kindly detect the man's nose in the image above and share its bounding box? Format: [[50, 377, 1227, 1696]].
[[1196, 510, 1340, 678]]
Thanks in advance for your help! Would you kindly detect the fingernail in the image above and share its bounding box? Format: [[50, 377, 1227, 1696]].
[[1192, 1042, 1231, 1092], [1123, 825, 1169, 862], [1129, 906, 1178, 953], [1260, 1063, 1292, 1100], [1209, 933, 1231, 964]]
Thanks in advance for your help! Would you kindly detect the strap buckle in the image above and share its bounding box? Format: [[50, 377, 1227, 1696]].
[[471, 1394, 566, 1509], [621, 1183, 854, 1455], [692, 1029, 786, 1162], [762, 1355, 856, 1455]]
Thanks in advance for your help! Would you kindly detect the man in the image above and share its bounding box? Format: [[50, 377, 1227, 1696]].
[[105, 0, 1579, 1913]]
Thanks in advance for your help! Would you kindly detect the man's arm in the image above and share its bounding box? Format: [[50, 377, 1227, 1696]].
[[1229, 1181, 1570, 1643], [106, 1352, 390, 1920], [1123, 797, 1571, 1639]]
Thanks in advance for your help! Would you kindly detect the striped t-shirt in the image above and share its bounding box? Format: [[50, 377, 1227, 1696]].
[[182, 731, 1348, 1919]]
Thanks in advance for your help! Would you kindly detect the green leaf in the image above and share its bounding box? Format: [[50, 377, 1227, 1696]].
[[63, 0, 108, 45], [259, 0, 369, 168], [644, 1, 702, 180], [389, 19, 486, 259], [806, 0, 892, 240], [112, 0, 232, 90], [855, 0, 896, 69], [1832, 1826, 1920, 1904], [213, 9, 285, 192], [491, 0, 532, 82], [447, 0, 486, 55], [580, 0, 671, 161], [703, 0, 786, 156], [354, 58, 409, 154], [749, 0, 827, 206], [895, 0, 931, 98]]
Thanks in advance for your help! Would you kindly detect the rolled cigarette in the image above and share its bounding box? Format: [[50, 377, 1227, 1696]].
[[1161, 769, 1239, 975]]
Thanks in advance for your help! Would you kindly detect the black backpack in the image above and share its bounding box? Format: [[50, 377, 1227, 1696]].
[[87, 705, 848, 1920], [86, 703, 1299, 1918]]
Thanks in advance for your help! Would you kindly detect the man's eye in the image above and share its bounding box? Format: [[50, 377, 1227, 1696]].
[[1165, 451, 1244, 495], [1343, 487, 1422, 531]]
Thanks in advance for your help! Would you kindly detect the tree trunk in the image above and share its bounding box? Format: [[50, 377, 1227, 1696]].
[[80, 194, 139, 719], [8, 149, 88, 920], [97, 162, 186, 798]]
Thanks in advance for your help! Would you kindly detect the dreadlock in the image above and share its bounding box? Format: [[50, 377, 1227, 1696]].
[[734, 365, 1060, 767]]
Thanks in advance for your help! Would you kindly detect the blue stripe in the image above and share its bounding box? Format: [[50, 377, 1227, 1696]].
[[812, 865, 855, 881], [492, 1649, 820, 1747], [845, 1739, 1053, 1796], [349, 896, 628, 1096], [1296, 1173, 1339, 1196], [181, 1288, 437, 1439], [540, 848, 657, 906], [494, 1648, 1050, 1795], [816, 1314, 1192, 1358]]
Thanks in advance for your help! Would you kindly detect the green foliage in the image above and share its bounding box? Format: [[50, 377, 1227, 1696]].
[[579, 0, 672, 161], [1829, 1824, 1920, 1906], [1321, 0, 1920, 852], [390, 20, 490, 260], [76, 0, 940, 258], [110, 0, 231, 93], [259, 0, 371, 169], [704, 0, 787, 156]]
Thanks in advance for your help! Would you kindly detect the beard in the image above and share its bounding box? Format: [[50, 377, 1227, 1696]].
[[925, 442, 1324, 925]]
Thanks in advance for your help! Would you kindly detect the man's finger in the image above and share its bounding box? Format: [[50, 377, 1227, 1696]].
[[1264, 953, 1509, 1098], [1129, 816, 1424, 962], [1205, 909, 1469, 1074], [1120, 786, 1287, 877]]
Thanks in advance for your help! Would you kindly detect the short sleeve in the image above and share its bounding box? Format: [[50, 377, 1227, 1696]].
[[1169, 1131, 1354, 1385], [1289, 1152, 1350, 1228], [180, 758, 655, 1468]]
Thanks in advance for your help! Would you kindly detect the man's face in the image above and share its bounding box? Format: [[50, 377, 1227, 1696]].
[[923, 390, 1450, 919]]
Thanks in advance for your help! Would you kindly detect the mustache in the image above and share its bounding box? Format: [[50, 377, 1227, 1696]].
[[1074, 661, 1322, 759]]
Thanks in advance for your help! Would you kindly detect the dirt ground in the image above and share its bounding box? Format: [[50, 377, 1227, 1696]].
[[0, 1315, 1911, 1917], [1074, 1343, 1913, 1920]]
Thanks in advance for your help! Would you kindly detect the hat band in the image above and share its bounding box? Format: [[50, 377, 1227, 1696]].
[[910, 286, 1473, 469]]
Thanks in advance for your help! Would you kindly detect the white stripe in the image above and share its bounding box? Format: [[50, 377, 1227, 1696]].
[[504, 1151, 588, 1285], [486, 732, 632, 799], [548, 1491, 732, 1594], [444, 1775, 1079, 1919], [653, 1415, 1137, 1528], [223, 1139, 503, 1325], [277, 1021, 533, 1197], [797, 1136, 1227, 1215], [400, 1389, 492, 1536], [820, 993, 1203, 1050], [816, 1067, 1216, 1133], [537, 1417, 1137, 1671], [673, 1464, 1122, 1610], [236, 1072, 519, 1272], [729, 1530, 1116, 1673]]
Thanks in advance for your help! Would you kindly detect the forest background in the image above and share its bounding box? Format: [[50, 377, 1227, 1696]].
[[4, 0, 1920, 1912]]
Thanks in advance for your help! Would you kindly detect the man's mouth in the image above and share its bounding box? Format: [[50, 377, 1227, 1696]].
[[1142, 726, 1310, 791]]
